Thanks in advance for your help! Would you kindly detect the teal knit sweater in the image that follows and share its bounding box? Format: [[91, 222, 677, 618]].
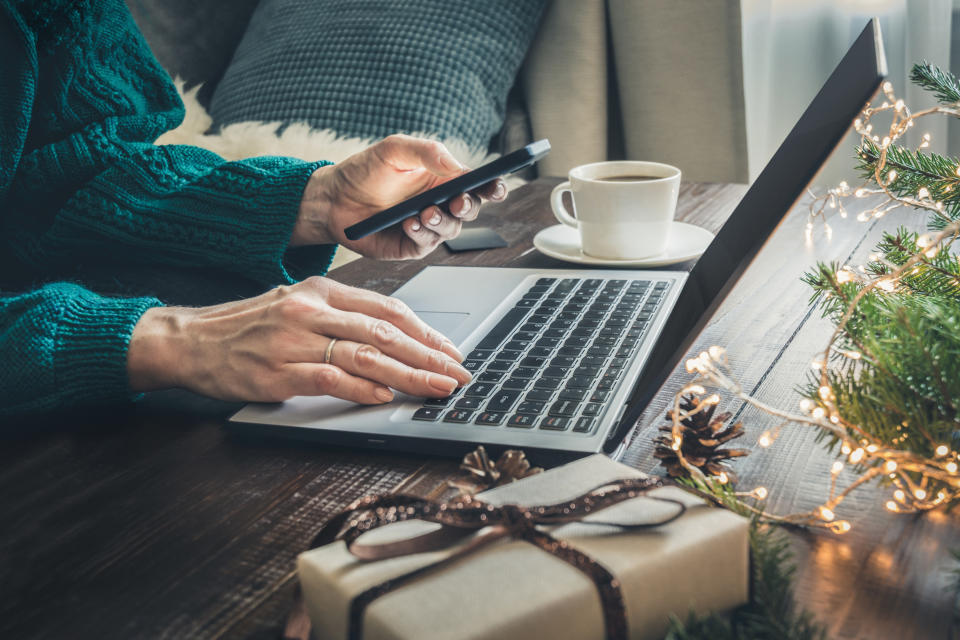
[[0, 0, 335, 415]]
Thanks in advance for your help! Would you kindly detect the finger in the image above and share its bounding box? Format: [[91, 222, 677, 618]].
[[374, 134, 463, 177], [449, 192, 480, 222], [318, 280, 464, 360], [279, 363, 395, 404], [420, 206, 463, 240], [325, 339, 460, 398], [474, 178, 508, 202], [308, 314, 471, 386], [402, 215, 443, 250]]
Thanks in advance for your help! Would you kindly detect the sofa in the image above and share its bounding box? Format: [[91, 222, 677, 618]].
[[128, 0, 747, 184]]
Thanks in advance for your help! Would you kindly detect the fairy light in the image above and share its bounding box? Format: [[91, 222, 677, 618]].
[[752, 486, 768, 500], [831, 461, 844, 474], [914, 489, 927, 500], [717, 471, 729, 485], [819, 506, 835, 521], [886, 500, 899, 512], [811, 406, 826, 419], [894, 489, 906, 502], [935, 445, 949, 457], [758, 432, 773, 448], [884, 460, 898, 473], [947, 462, 958, 474]]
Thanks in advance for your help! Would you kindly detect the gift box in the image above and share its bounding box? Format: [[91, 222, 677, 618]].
[[297, 454, 749, 640]]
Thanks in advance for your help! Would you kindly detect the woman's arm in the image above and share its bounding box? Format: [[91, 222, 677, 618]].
[[0, 283, 160, 416]]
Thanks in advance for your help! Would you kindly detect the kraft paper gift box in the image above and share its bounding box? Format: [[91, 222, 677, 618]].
[[297, 454, 750, 640]]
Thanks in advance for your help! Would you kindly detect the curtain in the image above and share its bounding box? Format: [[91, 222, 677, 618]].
[[742, 0, 956, 186]]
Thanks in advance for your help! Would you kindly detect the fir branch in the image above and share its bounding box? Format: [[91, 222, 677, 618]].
[[665, 526, 829, 640], [910, 62, 960, 105]]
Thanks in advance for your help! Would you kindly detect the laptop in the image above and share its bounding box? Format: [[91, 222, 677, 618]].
[[229, 19, 886, 462]]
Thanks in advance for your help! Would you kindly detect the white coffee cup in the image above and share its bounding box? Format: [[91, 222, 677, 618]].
[[550, 161, 681, 260]]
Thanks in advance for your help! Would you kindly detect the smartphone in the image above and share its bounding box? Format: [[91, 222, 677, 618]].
[[343, 139, 551, 241]]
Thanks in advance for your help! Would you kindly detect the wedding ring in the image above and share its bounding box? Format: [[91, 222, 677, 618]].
[[324, 338, 338, 365]]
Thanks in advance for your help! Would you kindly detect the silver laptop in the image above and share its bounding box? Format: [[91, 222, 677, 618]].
[[229, 20, 886, 461]]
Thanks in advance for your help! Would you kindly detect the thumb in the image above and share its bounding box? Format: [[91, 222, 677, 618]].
[[375, 134, 463, 177]]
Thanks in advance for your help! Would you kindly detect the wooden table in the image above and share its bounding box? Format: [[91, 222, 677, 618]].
[[1, 179, 957, 639]]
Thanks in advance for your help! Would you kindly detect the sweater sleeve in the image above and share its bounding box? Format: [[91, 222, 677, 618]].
[[1, 0, 337, 288], [0, 283, 159, 416]]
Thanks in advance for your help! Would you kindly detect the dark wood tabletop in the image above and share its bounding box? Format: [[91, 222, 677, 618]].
[[1, 178, 957, 640]]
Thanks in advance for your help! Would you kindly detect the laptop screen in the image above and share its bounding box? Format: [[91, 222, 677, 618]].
[[606, 19, 887, 453]]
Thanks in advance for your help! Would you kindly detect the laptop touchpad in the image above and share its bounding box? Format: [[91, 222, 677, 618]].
[[413, 311, 472, 341]]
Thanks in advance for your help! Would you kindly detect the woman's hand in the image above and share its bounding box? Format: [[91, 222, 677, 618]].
[[126, 277, 471, 404], [292, 134, 508, 259]]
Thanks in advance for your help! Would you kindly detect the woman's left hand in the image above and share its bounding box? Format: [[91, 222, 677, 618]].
[[292, 134, 508, 260]]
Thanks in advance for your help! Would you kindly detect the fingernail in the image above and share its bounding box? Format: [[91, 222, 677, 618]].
[[428, 212, 442, 226], [411, 221, 421, 231], [448, 360, 472, 382], [374, 386, 394, 402], [443, 340, 464, 360], [494, 182, 506, 199], [441, 153, 462, 171], [428, 373, 458, 394], [458, 194, 471, 215]]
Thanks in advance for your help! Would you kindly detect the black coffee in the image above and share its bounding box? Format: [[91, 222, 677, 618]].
[[596, 175, 662, 182]]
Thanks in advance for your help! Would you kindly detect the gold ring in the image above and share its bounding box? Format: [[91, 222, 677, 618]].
[[324, 338, 338, 365]]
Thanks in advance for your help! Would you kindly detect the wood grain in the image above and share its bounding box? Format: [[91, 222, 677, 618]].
[[1, 179, 956, 639]]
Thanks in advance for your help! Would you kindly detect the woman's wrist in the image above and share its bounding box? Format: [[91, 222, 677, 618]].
[[127, 306, 191, 392], [292, 164, 339, 247]]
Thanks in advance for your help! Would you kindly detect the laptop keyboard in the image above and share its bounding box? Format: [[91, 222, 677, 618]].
[[411, 276, 671, 434]]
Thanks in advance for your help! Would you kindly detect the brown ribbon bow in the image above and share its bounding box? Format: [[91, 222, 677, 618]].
[[298, 476, 686, 640]]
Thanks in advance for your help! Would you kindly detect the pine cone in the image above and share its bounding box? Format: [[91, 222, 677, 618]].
[[449, 446, 543, 494], [653, 395, 749, 482]]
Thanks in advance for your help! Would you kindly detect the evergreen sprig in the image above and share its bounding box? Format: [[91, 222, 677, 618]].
[[910, 62, 960, 105], [665, 519, 828, 640]]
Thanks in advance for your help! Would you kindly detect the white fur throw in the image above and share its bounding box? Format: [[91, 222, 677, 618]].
[[156, 80, 508, 272]]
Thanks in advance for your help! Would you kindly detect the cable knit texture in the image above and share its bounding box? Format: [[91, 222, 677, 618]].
[[0, 0, 335, 416]]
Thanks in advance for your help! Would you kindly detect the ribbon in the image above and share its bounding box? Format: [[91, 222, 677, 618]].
[[298, 476, 687, 640]]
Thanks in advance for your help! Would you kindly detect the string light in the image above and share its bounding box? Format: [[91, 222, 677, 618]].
[[935, 445, 949, 457]]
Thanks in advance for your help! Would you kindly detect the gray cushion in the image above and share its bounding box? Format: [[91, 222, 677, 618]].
[[209, 0, 547, 151]]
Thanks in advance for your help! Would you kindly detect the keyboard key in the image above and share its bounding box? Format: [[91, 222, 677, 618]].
[[516, 401, 545, 415], [574, 365, 602, 378], [590, 390, 610, 402], [478, 371, 505, 383], [566, 375, 594, 389], [486, 360, 513, 371], [515, 330, 538, 342], [574, 417, 596, 433], [540, 416, 570, 431], [616, 346, 633, 358], [495, 349, 523, 361], [424, 396, 455, 407], [413, 407, 442, 421], [516, 299, 538, 308], [549, 355, 576, 368], [476, 307, 529, 350], [525, 389, 553, 402], [467, 349, 494, 361], [603, 279, 627, 291], [486, 390, 521, 412], [558, 389, 587, 401], [502, 377, 529, 390], [558, 346, 585, 357], [582, 402, 603, 416], [463, 360, 485, 372], [537, 277, 557, 286], [529, 346, 553, 358], [504, 340, 531, 351], [455, 397, 484, 410], [535, 337, 561, 349], [580, 356, 607, 367], [523, 290, 545, 300], [654, 281, 668, 289], [604, 318, 628, 328], [543, 366, 568, 378], [520, 323, 544, 333], [564, 336, 589, 348], [557, 278, 579, 291], [572, 326, 597, 337], [511, 367, 538, 379], [597, 374, 619, 390], [543, 327, 567, 339], [443, 410, 473, 423], [534, 377, 565, 389], [591, 336, 617, 347], [520, 356, 547, 368], [607, 357, 627, 371], [465, 383, 496, 397], [508, 414, 537, 428], [549, 400, 580, 417], [587, 346, 613, 357], [476, 411, 505, 426]]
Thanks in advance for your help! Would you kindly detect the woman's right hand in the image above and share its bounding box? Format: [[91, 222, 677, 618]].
[[126, 276, 471, 404]]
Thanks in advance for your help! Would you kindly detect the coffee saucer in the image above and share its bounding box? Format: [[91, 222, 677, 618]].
[[532, 222, 714, 267]]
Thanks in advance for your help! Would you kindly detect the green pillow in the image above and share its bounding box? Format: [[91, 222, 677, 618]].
[[209, 0, 547, 152]]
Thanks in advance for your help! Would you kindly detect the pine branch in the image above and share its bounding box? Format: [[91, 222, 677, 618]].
[[665, 526, 829, 640], [910, 62, 960, 105]]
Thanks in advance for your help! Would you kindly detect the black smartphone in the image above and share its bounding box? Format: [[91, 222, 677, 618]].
[[343, 139, 550, 241]]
